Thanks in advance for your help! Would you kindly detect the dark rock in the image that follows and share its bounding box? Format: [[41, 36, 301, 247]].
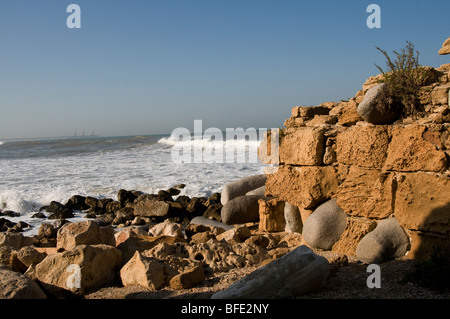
[[65, 195, 89, 211], [157, 190, 173, 202], [167, 188, 181, 196], [105, 201, 120, 213], [186, 197, 207, 215], [176, 196, 191, 209], [203, 203, 223, 221], [117, 189, 138, 208], [40, 201, 74, 219], [112, 207, 135, 225], [85, 196, 100, 209], [31, 212, 46, 218], [1, 210, 20, 217]]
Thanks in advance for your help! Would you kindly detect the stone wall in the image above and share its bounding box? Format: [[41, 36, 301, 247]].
[[260, 63, 450, 262]]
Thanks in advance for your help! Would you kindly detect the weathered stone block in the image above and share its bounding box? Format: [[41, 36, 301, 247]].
[[336, 166, 395, 219], [279, 127, 325, 166], [265, 165, 338, 209], [258, 198, 286, 232], [336, 124, 391, 169], [395, 172, 450, 235], [384, 125, 447, 172]]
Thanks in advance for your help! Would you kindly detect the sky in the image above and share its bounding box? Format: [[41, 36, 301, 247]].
[[0, 0, 449, 139]]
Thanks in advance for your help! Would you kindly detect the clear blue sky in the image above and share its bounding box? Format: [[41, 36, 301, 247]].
[[0, 0, 449, 139]]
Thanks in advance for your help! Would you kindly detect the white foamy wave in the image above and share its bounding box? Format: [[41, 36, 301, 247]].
[[0, 141, 4, 146], [157, 135, 261, 150]]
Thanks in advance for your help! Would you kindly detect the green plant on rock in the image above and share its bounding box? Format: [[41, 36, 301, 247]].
[[374, 41, 438, 118]]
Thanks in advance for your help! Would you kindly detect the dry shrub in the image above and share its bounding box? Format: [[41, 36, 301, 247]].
[[375, 41, 439, 117]]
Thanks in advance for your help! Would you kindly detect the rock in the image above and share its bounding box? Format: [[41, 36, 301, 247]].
[[291, 105, 330, 119], [258, 198, 286, 232], [17, 246, 46, 268], [202, 203, 222, 221], [245, 185, 265, 196], [331, 217, 377, 256], [188, 216, 233, 231], [148, 220, 183, 238], [56, 220, 116, 251], [221, 175, 267, 205], [384, 125, 447, 172], [265, 165, 338, 209], [279, 127, 325, 165], [356, 218, 410, 264], [133, 196, 171, 219], [336, 124, 391, 169], [211, 245, 329, 299], [0, 232, 34, 251], [357, 83, 399, 124], [116, 233, 186, 264], [31, 212, 46, 218], [41, 201, 74, 219], [0, 265, 47, 299], [221, 195, 262, 225], [284, 202, 303, 233], [35, 244, 122, 294], [216, 226, 251, 244], [431, 84, 450, 106], [395, 172, 450, 235], [117, 189, 138, 208], [336, 167, 396, 219], [439, 35, 450, 55], [65, 195, 89, 211], [120, 251, 167, 290], [169, 264, 205, 290], [302, 199, 347, 250]]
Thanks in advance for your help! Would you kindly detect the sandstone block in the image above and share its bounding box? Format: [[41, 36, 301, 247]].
[[265, 165, 338, 209], [169, 265, 205, 290], [258, 198, 286, 232], [431, 84, 450, 105], [120, 251, 167, 290], [57, 220, 116, 251], [35, 244, 122, 294], [356, 218, 410, 264], [279, 127, 325, 166], [336, 166, 395, 219], [395, 172, 450, 235], [336, 124, 391, 169], [331, 217, 377, 256], [211, 245, 329, 299], [302, 199, 347, 250], [384, 125, 447, 172]]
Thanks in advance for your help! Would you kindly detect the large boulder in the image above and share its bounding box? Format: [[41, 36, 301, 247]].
[[188, 216, 233, 231], [221, 195, 263, 225], [211, 245, 329, 299], [356, 218, 410, 264], [148, 220, 183, 238], [133, 195, 171, 219], [302, 199, 347, 250], [57, 220, 116, 251], [0, 265, 47, 299], [221, 175, 267, 205], [120, 251, 167, 290], [357, 83, 399, 124], [35, 244, 122, 294]]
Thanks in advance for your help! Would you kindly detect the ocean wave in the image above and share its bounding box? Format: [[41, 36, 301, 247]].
[[0, 141, 4, 146], [157, 135, 262, 149]]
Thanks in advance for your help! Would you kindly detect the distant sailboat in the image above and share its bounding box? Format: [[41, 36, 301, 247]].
[[80, 129, 85, 137], [73, 130, 77, 137]]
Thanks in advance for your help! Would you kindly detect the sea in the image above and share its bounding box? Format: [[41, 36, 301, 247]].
[[0, 134, 266, 236]]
